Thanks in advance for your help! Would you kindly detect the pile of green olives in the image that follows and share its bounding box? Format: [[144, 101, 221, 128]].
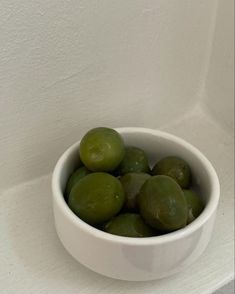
[[65, 127, 204, 238]]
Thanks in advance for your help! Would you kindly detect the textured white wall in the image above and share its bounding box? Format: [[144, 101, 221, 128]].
[[204, 0, 234, 131], [0, 0, 216, 189]]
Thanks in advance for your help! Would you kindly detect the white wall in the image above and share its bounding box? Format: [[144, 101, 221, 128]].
[[215, 280, 235, 294], [0, 0, 220, 189], [204, 0, 234, 131]]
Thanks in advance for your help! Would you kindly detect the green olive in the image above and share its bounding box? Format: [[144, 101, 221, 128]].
[[119, 173, 151, 212], [116, 146, 150, 175], [68, 172, 125, 225], [65, 166, 91, 201], [183, 189, 204, 224], [79, 127, 125, 172], [104, 213, 156, 237], [138, 175, 188, 232], [152, 156, 191, 188]]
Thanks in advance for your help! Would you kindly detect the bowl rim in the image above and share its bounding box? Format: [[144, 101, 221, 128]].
[[52, 127, 220, 246]]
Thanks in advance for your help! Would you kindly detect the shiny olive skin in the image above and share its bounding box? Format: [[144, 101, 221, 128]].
[[104, 213, 156, 237], [116, 146, 150, 176], [152, 156, 191, 188], [79, 127, 125, 172], [65, 166, 91, 201], [183, 189, 204, 224], [68, 172, 125, 225], [138, 175, 188, 232], [119, 173, 151, 212]]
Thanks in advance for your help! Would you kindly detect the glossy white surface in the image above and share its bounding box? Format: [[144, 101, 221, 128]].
[[52, 128, 220, 281]]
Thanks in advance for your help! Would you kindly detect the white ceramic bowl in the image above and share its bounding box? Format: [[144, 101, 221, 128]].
[[52, 127, 220, 281]]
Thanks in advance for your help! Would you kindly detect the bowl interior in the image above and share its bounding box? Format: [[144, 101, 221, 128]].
[[119, 130, 211, 205]]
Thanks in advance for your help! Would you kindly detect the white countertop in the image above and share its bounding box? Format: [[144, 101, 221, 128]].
[[1, 108, 234, 294]]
